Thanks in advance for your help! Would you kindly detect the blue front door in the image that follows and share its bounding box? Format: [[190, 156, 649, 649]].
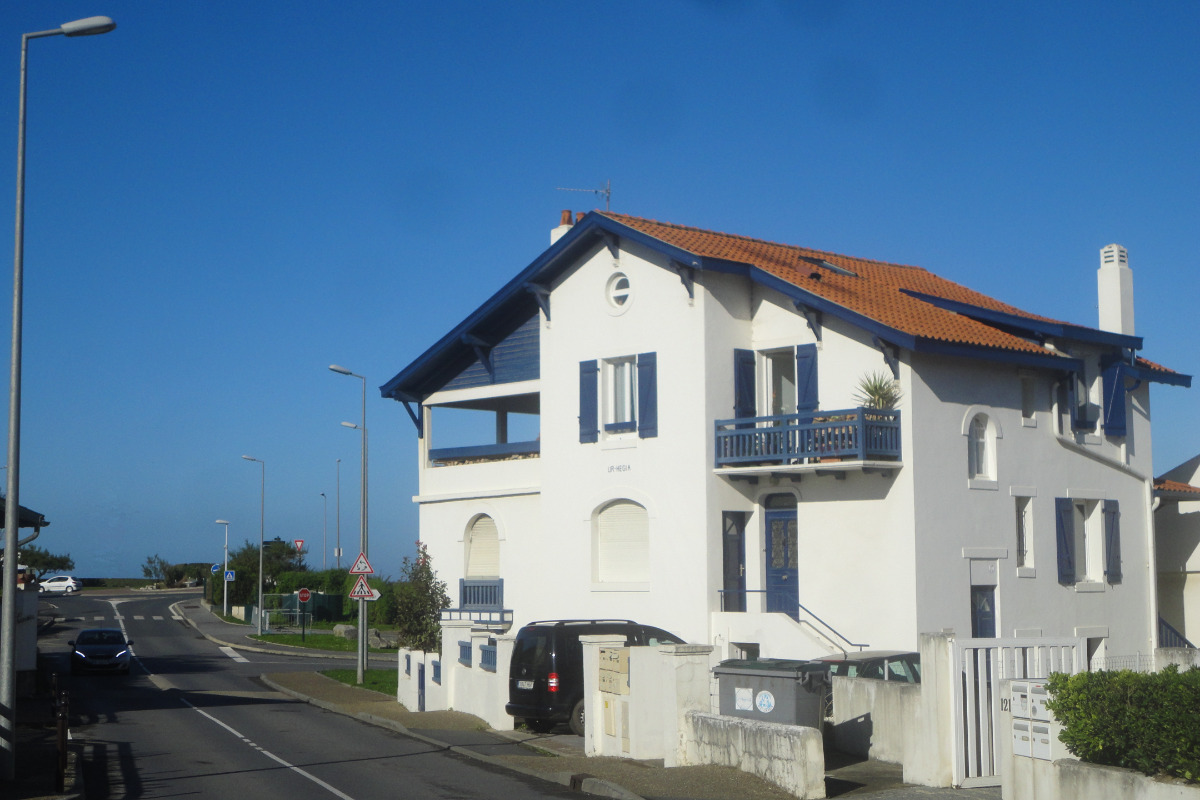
[[765, 510, 799, 620]]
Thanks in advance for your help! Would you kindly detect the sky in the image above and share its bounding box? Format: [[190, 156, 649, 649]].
[[1, 1, 1197, 579]]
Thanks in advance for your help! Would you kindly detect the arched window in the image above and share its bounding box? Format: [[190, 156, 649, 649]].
[[968, 414, 990, 479], [465, 515, 499, 578], [594, 500, 649, 584]]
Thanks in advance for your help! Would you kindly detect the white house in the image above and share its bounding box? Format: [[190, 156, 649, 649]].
[[382, 212, 1190, 665], [1154, 456, 1200, 648]]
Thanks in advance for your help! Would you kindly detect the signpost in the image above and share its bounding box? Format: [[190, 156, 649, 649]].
[[298, 587, 310, 640], [348, 552, 374, 681], [294, 539, 305, 552]]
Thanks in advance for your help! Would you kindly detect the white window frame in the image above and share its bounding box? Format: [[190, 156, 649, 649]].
[[963, 408, 1000, 490], [762, 348, 797, 417], [1073, 499, 1104, 585], [1014, 494, 1034, 576], [602, 356, 637, 436]]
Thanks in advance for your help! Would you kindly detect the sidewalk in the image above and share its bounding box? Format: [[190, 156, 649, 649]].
[[180, 601, 1001, 800]]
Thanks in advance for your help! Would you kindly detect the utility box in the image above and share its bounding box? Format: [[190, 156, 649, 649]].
[[712, 659, 827, 729]]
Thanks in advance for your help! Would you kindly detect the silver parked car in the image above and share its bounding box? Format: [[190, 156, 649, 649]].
[[40, 575, 80, 594]]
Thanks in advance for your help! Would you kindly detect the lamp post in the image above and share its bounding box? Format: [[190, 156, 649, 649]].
[[1, 15, 116, 780], [241, 456, 265, 635], [216, 519, 230, 617], [330, 364, 368, 684], [319, 492, 327, 571], [336, 458, 341, 569]]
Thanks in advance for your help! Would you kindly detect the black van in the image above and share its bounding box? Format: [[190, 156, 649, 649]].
[[506, 619, 684, 735]]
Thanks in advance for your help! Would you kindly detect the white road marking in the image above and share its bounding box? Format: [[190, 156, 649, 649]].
[[180, 696, 358, 800], [133, 615, 145, 620], [219, 646, 249, 663], [153, 616, 164, 621]]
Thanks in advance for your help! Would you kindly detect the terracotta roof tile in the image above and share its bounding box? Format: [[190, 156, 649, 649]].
[[602, 212, 1118, 361], [1155, 478, 1200, 496]]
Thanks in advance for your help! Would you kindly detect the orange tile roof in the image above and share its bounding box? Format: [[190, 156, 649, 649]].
[[1155, 478, 1200, 496], [602, 212, 1076, 358]]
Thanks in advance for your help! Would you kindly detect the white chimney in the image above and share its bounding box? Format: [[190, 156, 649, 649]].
[[550, 209, 573, 244], [1097, 243, 1134, 336]]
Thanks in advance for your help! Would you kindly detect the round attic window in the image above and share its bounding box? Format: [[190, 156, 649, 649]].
[[606, 272, 632, 311]]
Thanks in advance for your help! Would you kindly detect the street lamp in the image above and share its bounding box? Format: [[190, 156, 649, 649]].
[[241, 455, 265, 635], [215, 520, 230, 617], [319, 492, 327, 571], [1, 14, 116, 780], [330, 364, 368, 684], [336, 457, 341, 569]]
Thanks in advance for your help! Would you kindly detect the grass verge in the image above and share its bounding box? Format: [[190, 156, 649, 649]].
[[250, 633, 391, 653], [321, 668, 398, 696]]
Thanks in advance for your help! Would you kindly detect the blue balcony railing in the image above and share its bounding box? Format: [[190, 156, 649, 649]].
[[481, 642, 497, 672], [714, 407, 901, 467], [458, 640, 472, 667], [460, 578, 503, 610], [429, 440, 539, 466]]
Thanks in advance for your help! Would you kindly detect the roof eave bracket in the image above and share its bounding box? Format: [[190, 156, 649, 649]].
[[461, 334, 494, 379], [873, 336, 900, 379], [525, 283, 551, 321], [794, 301, 823, 342], [601, 232, 620, 260], [670, 260, 696, 300]]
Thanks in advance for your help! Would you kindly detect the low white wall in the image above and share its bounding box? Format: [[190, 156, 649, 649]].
[[999, 677, 1200, 800], [681, 711, 826, 800], [583, 637, 717, 761], [396, 621, 513, 730], [829, 675, 920, 764], [1158, 647, 1200, 669], [1010, 758, 1200, 800]]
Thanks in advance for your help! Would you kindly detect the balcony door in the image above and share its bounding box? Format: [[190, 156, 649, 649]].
[[765, 504, 799, 620]]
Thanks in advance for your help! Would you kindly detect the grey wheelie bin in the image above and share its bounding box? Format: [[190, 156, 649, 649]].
[[712, 658, 828, 730]]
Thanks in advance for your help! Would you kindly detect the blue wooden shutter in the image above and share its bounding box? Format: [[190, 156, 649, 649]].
[[1101, 362, 1127, 436], [579, 360, 598, 443], [1103, 499, 1122, 582], [1055, 497, 1075, 584], [637, 352, 658, 438], [795, 344, 818, 413], [734, 349, 756, 420]]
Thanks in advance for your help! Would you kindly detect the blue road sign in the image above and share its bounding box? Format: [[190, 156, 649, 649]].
[[211, 563, 220, 575], [224, 570, 235, 582]]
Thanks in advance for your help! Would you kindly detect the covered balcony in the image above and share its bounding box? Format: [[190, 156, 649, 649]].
[[424, 382, 540, 468], [714, 407, 901, 473]]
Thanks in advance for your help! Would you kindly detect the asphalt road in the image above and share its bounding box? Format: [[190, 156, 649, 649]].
[[39, 590, 579, 800]]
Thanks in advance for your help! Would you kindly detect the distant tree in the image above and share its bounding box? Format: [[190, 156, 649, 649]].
[[20, 544, 74, 578], [142, 554, 185, 586], [393, 542, 450, 653], [226, 538, 307, 605]]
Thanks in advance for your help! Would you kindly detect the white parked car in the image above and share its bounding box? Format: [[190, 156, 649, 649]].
[[40, 575, 79, 594]]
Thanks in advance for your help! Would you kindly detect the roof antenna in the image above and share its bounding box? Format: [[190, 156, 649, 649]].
[[556, 179, 611, 211]]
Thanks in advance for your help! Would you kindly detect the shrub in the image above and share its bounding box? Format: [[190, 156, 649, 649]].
[[1046, 666, 1200, 782]]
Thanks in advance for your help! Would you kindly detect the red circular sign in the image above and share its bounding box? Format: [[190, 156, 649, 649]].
[[298, 588, 311, 603]]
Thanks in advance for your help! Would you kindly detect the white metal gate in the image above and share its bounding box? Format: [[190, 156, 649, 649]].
[[951, 637, 1084, 787]]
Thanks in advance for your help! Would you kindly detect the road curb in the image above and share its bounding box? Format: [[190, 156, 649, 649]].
[[171, 601, 394, 661]]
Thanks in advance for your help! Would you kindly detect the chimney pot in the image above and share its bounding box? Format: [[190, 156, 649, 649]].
[[576, 212, 585, 223], [551, 209, 574, 245]]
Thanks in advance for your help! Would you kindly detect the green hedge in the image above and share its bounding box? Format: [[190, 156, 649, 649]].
[[1045, 666, 1200, 782]]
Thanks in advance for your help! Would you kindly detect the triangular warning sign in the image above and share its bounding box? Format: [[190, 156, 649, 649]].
[[348, 552, 373, 574], [349, 574, 374, 599], [294, 539, 305, 551]]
